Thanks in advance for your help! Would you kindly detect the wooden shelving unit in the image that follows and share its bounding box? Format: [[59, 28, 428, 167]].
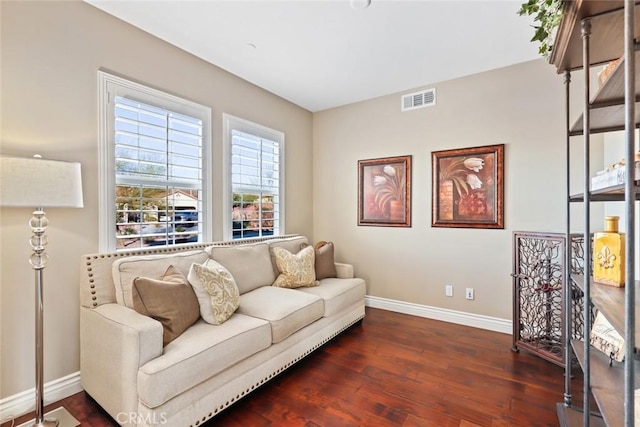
[[569, 53, 640, 135], [551, 0, 638, 426]]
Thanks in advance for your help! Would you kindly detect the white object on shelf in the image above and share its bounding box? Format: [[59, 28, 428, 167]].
[[590, 311, 625, 362], [591, 162, 640, 191]]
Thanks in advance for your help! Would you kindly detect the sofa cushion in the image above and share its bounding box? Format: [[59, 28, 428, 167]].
[[272, 246, 318, 289], [268, 235, 309, 276], [187, 259, 240, 325], [296, 277, 367, 317], [206, 242, 274, 294], [237, 286, 323, 343], [137, 314, 271, 408], [131, 266, 200, 346], [112, 250, 209, 308]]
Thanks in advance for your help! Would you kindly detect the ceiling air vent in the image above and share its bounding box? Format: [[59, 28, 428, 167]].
[[401, 88, 436, 112]]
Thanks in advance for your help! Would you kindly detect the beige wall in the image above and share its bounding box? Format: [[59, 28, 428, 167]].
[[0, 1, 313, 398], [313, 59, 580, 320]]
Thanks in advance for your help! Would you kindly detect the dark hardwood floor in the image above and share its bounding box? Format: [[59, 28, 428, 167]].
[[3, 307, 583, 426]]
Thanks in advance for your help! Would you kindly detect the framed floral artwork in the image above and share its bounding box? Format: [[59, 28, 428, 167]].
[[358, 155, 412, 227], [432, 144, 504, 229]]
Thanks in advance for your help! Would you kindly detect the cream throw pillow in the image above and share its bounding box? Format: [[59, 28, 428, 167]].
[[188, 259, 240, 325], [272, 245, 319, 288]]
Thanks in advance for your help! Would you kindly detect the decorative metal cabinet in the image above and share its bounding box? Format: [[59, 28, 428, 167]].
[[512, 232, 586, 367]]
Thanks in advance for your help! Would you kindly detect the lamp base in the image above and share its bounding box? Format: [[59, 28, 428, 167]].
[[17, 407, 80, 427]]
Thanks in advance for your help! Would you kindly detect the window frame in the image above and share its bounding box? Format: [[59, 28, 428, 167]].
[[98, 71, 212, 252], [222, 113, 285, 240]]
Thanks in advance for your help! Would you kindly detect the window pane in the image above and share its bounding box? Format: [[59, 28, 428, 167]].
[[228, 120, 282, 240], [115, 184, 202, 250], [114, 95, 204, 249]]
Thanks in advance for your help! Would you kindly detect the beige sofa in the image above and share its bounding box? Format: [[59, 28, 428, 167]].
[[79, 235, 366, 427]]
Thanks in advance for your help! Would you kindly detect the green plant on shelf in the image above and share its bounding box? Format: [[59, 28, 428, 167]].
[[518, 0, 564, 57]]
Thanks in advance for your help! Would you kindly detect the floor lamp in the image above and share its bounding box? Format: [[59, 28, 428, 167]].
[[0, 156, 83, 427]]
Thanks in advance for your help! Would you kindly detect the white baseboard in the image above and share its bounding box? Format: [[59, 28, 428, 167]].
[[365, 295, 512, 334], [0, 371, 82, 423]]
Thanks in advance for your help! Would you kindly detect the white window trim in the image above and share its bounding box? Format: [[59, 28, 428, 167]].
[[98, 71, 212, 251], [222, 113, 285, 240]]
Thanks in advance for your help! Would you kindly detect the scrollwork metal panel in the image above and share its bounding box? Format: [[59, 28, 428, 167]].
[[512, 232, 566, 366], [569, 234, 595, 339]]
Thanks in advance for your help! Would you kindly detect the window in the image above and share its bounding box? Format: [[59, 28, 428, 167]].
[[98, 71, 212, 251], [223, 114, 284, 240]]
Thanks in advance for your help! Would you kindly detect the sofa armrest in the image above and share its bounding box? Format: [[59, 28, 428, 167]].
[[80, 304, 163, 423], [334, 262, 354, 279]]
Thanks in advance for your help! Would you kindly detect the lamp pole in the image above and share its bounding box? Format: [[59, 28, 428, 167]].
[[29, 208, 58, 427]]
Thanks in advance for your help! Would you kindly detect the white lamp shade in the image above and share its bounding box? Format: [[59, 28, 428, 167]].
[[0, 156, 84, 208]]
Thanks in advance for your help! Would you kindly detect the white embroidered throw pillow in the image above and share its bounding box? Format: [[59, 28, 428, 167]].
[[187, 258, 240, 325], [272, 245, 319, 288]]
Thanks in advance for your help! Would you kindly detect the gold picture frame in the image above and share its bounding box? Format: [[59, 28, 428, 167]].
[[358, 155, 412, 227], [432, 144, 504, 229]]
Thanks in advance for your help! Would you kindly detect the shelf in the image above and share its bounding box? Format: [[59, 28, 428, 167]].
[[571, 275, 640, 343], [551, 0, 640, 72], [556, 403, 606, 427], [570, 106, 640, 136], [569, 52, 640, 135], [569, 183, 640, 202], [571, 339, 640, 427]]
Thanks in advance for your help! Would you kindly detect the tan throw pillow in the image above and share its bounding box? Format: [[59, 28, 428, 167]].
[[187, 259, 240, 325], [132, 265, 200, 346], [314, 241, 338, 280], [299, 241, 338, 280], [272, 245, 319, 288]]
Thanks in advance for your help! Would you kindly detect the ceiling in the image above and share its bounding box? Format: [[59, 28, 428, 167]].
[[84, 0, 541, 112]]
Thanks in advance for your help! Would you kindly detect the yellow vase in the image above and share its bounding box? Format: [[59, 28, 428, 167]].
[[593, 216, 625, 287]]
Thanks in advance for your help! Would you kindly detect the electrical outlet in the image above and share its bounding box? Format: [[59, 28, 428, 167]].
[[445, 285, 453, 297], [465, 288, 474, 300]]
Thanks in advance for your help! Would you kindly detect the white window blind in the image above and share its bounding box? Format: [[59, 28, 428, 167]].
[[99, 71, 212, 251], [114, 96, 203, 250], [225, 115, 284, 239], [115, 96, 202, 184]]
